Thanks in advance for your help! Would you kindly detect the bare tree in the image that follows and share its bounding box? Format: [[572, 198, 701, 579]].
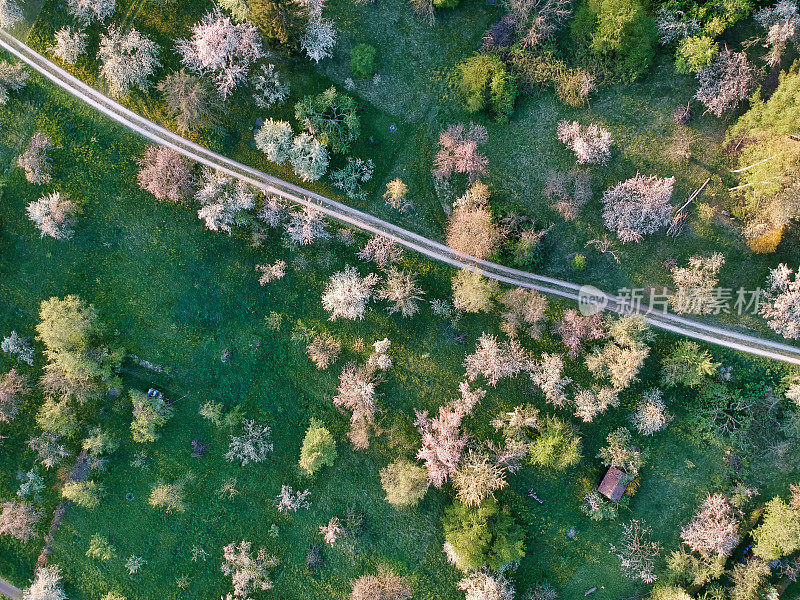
[[285, 206, 330, 245], [26, 192, 78, 241], [602, 174, 675, 242], [611, 520, 662, 583], [499, 287, 547, 338], [27, 433, 70, 469], [0, 368, 29, 423], [0, 500, 42, 542], [464, 332, 529, 387], [358, 236, 403, 267], [573, 386, 619, 422], [158, 70, 218, 134], [0, 60, 28, 105], [137, 146, 196, 202], [458, 570, 514, 600], [333, 363, 379, 449], [695, 48, 755, 117], [680, 493, 741, 557], [17, 131, 54, 185], [414, 383, 484, 486], [177, 8, 263, 99], [432, 123, 489, 183], [255, 260, 286, 285], [505, 0, 572, 47], [97, 26, 161, 98], [557, 120, 613, 165], [755, 0, 799, 66]]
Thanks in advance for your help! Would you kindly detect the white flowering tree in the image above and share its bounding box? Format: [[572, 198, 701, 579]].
[[529, 352, 572, 407], [464, 332, 529, 387], [50, 27, 88, 64], [301, 17, 336, 63], [251, 63, 290, 108], [378, 267, 423, 317], [602, 174, 675, 242], [22, 566, 67, 600], [0, 0, 21, 29], [97, 26, 161, 97], [137, 146, 196, 202], [17, 132, 54, 185], [2, 331, 34, 366], [195, 168, 256, 233], [220, 540, 276, 598], [289, 133, 329, 181], [680, 493, 740, 557], [254, 119, 293, 163], [26, 192, 78, 241], [573, 386, 619, 422], [321, 265, 379, 320], [760, 263, 800, 339], [632, 388, 672, 435], [333, 363, 379, 449], [695, 49, 755, 117], [457, 570, 514, 600], [0, 61, 28, 104], [557, 120, 613, 165], [285, 206, 330, 245], [670, 253, 725, 315], [225, 420, 273, 466], [177, 9, 263, 99], [66, 0, 115, 24]]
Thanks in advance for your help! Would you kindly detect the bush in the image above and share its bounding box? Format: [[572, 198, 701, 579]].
[[86, 534, 115, 561], [434, 0, 459, 7], [62, 480, 104, 509], [457, 54, 517, 122], [350, 44, 377, 78], [380, 459, 429, 507], [576, 0, 656, 82], [529, 416, 582, 470], [299, 418, 337, 475], [442, 498, 525, 571], [572, 253, 587, 271], [675, 35, 718, 74]]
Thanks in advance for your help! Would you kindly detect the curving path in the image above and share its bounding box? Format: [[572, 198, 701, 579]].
[[0, 578, 21, 600], [2, 31, 800, 365]]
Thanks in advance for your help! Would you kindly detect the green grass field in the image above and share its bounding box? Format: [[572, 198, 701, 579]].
[[1, 64, 799, 600], [2, 0, 800, 599]]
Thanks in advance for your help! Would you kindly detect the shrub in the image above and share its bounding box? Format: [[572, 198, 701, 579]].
[[380, 459, 429, 507], [675, 35, 718, 74], [572, 253, 587, 271], [86, 534, 115, 561], [457, 54, 517, 122], [442, 498, 525, 571], [350, 43, 377, 78], [299, 418, 337, 475]]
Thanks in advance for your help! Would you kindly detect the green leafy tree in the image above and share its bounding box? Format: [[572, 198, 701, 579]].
[[598, 427, 643, 475], [577, 0, 656, 82], [35, 398, 79, 437], [86, 534, 116, 561], [350, 44, 377, 78], [130, 390, 173, 443], [675, 35, 718, 74], [248, 0, 308, 50], [62, 480, 104, 509], [299, 418, 337, 475], [295, 87, 360, 153], [528, 416, 582, 470], [457, 53, 517, 122], [752, 497, 800, 559], [442, 498, 525, 571], [380, 459, 429, 507], [661, 340, 719, 388]]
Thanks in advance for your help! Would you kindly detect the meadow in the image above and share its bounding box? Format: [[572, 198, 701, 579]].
[[0, 64, 799, 600]]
